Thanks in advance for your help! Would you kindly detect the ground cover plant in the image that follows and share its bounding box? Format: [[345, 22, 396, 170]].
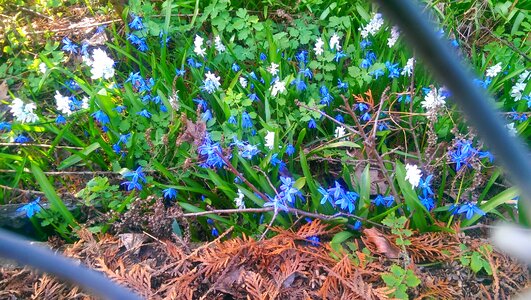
[[0, 0, 530, 298]]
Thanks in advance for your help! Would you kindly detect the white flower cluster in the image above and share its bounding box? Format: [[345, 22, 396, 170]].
[[360, 13, 384, 38], [85, 48, 115, 80], [9, 98, 38, 123], [193, 35, 206, 57], [314, 37, 324, 56], [510, 70, 529, 101], [421, 88, 446, 111], [485, 62, 502, 78], [55, 91, 73, 115], [267, 62, 279, 76], [270, 80, 286, 97], [334, 126, 346, 140], [239, 77, 248, 88], [39, 62, 47, 74], [387, 25, 400, 48], [264, 131, 275, 149], [329, 33, 341, 51], [506, 122, 517, 136], [405, 164, 422, 188], [201, 71, 221, 94], [401, 58, 415, 77], [214, 35, 225, 53], [234, 189, 245, 209]]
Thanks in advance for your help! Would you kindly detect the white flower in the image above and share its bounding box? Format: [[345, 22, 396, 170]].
[[88, 49, 115, 80], [518, 70, 529, 82], [55, 91, 73, 115], [39, 62, 47, 74], [486, 62, 502, 78], [511, 82, 526, 101], [387, 25, 400, 48], [506, 122, 517, 136], [264, 131, 275, 149], [9, 98, 38, 123], [421, 88, 446, 111], [214, 35, 225, 52], [267, 62, 279, 76], [193, 35, 206, 57], [270, 80, 286, 97], [239, 76, 248, 88], [81, 96, 90, 110], [405, 164, 422, 188], [314, 37, 324, 56], [201, 71, 221, 94], [234, 189, 245, 209], [360, 13, 384, 38], [334, 126, 346, 140], [329, 33, 341, 51], [401, 58, 415, 77]]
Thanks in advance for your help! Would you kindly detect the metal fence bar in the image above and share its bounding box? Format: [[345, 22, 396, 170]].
[[374, 0, 531, 219], [0, 229, 143, 300]]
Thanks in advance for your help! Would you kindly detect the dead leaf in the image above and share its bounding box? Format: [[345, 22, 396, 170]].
[[119, 233, 146, 255], [362, 228, 401, 259], [0, 81, 8, 101]]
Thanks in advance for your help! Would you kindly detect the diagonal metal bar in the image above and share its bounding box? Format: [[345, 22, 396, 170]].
[[0, 229, 143, 300], [374, 0, 531, 220]]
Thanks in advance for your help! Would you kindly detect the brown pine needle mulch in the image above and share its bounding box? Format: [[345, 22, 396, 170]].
[[0, 220, 529, 299]]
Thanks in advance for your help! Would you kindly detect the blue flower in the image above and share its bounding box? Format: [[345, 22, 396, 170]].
[[373, 194, 394, 208], [308, 118, 317, 129], [65, 79, 80, 90], [198, 136, 227, 168], [335, 114, 344, 123], [122, 166, 147, 191], [385, 61, 401, 78], [337, 79, 348, 92], [118, 133, 131, 145], [159, 30, 170, 46], [360, 59, 372, 69], [113, 105, 127, 113], [307, 236, 320, 247], [241, 111, 253, 129], [357, 103, 369, 112], [61, 37, 78, 54], [17, 197, 41, 218], [360, 112, 371, 122], [232, 63, 240, 72], [378, 121, 389, 131], [0, 122, 11, 132], [360, 39, 372, 49], [163, 187, 178, 200], [335, 190, 357, 214], [419, 175, 434, 195], [228, 115, 237, 124], [201, 109, 212, 121], [419, 194, 435, 211], [371, 69, 384, 79], [295, 50, 308, 65], [137, 109, 152, 118], [248, 93, 259, 102], [449, 140, 478, 171], [291, 78, 307, 91], [457, 203, 485, 220], [175, 68, 186, 77], [259, 52, 267, 61], [270, 153, 286, 169], [211, 227, 219, 237], [55, 115, 66, 125], [319, 186, 333, 206], [300, 68, 313, 79], [129, 13, 144, 30], [14, 134, 31, 143], [286, 144, 295, 156], [334, 51, 347, 63], [186, 57, 202, 68], [264, 194, 289, 213], [352, 220, 362, 231], [127, 34, 148, 52], [95, 25, 106, 34], [365, 51, 377, 64], [398, 94, 411, 103], [112, 143, 122, 156]]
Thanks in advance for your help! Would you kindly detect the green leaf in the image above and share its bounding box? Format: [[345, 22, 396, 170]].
[[461, 187, 519, 226], [58, 142, 101, 170], [470, 252, 484, 273], [31, 163, 76, 228], [306, 141, 360, 157], [395, 161, 430, 231]]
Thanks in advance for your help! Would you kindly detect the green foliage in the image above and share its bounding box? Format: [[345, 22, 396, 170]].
[[381, 264, 421, 299], [459, 244, 493, 275]]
